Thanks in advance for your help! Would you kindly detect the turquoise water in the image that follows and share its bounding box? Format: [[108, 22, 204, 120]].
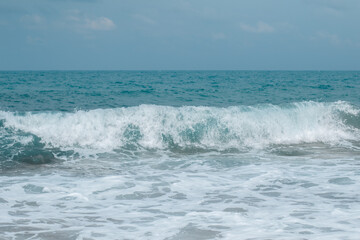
[[1, 71, 359, 111], [0, 71, 359, 239]]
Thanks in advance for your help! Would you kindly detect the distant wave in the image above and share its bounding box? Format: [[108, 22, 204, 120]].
[[0, 101, 359, 160]]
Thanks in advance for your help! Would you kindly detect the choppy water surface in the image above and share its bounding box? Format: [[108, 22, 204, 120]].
[[0, 71, 359, 239]]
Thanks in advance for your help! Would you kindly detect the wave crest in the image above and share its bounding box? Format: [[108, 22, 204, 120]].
[[1, 101, 359, 154]]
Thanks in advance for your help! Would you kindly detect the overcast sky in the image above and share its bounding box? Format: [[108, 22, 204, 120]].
[[1, 0, 359, 70]]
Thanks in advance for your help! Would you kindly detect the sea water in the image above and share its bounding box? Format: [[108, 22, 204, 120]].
[[0, 71, 359, 239]]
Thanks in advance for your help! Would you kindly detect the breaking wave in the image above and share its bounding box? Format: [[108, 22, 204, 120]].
[[0, 101, 359, 160]]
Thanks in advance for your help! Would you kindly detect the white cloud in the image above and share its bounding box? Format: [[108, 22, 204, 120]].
[[239, 21, 274, 33], [312, 31, 341, 45], [302, 0, 345, 8], [322, 6, 342, 16], [85, 17, 115, 30], [310, 31, 360, 48], [302, 0, 347, 16], [65, 10, 116, 32], [212, 32, 226, 40], [26, 35, 44, 45], [20, 14, 46, 29], [21, 14, 43, 24], [133, 14, 156, 25]]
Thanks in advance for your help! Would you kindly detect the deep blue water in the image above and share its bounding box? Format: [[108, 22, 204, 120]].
[[0, 71, 359, 240]]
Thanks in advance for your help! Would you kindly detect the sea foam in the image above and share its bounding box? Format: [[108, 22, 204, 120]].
[[0, 101, 359, 153]]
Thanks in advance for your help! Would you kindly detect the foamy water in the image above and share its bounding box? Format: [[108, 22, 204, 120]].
[[1, 153, 360, 239], [1, 101, 359, 154]]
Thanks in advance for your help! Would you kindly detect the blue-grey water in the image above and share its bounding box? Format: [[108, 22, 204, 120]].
[[0, 71, 359, 239]]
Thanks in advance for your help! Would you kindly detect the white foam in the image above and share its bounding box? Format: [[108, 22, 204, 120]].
[[0, 101, 358, 153], [0, 154, 359, 239]]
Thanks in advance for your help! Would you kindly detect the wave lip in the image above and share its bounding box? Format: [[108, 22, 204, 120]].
[[0, 101, 359, 154]]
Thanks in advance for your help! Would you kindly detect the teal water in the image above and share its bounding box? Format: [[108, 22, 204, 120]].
[[1, 71, 359, 111], [0, 71, 359, 239]]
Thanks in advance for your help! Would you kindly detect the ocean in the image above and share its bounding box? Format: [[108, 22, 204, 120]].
[[0, 71, 359, 239]]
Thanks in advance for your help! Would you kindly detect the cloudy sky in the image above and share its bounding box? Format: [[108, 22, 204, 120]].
[[1, 0, 359, 70]]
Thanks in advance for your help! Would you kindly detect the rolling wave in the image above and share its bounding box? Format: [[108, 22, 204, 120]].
[[0, 101, 359, 161]]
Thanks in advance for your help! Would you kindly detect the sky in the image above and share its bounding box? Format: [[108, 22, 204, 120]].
[[0, 0, 359, 70]]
